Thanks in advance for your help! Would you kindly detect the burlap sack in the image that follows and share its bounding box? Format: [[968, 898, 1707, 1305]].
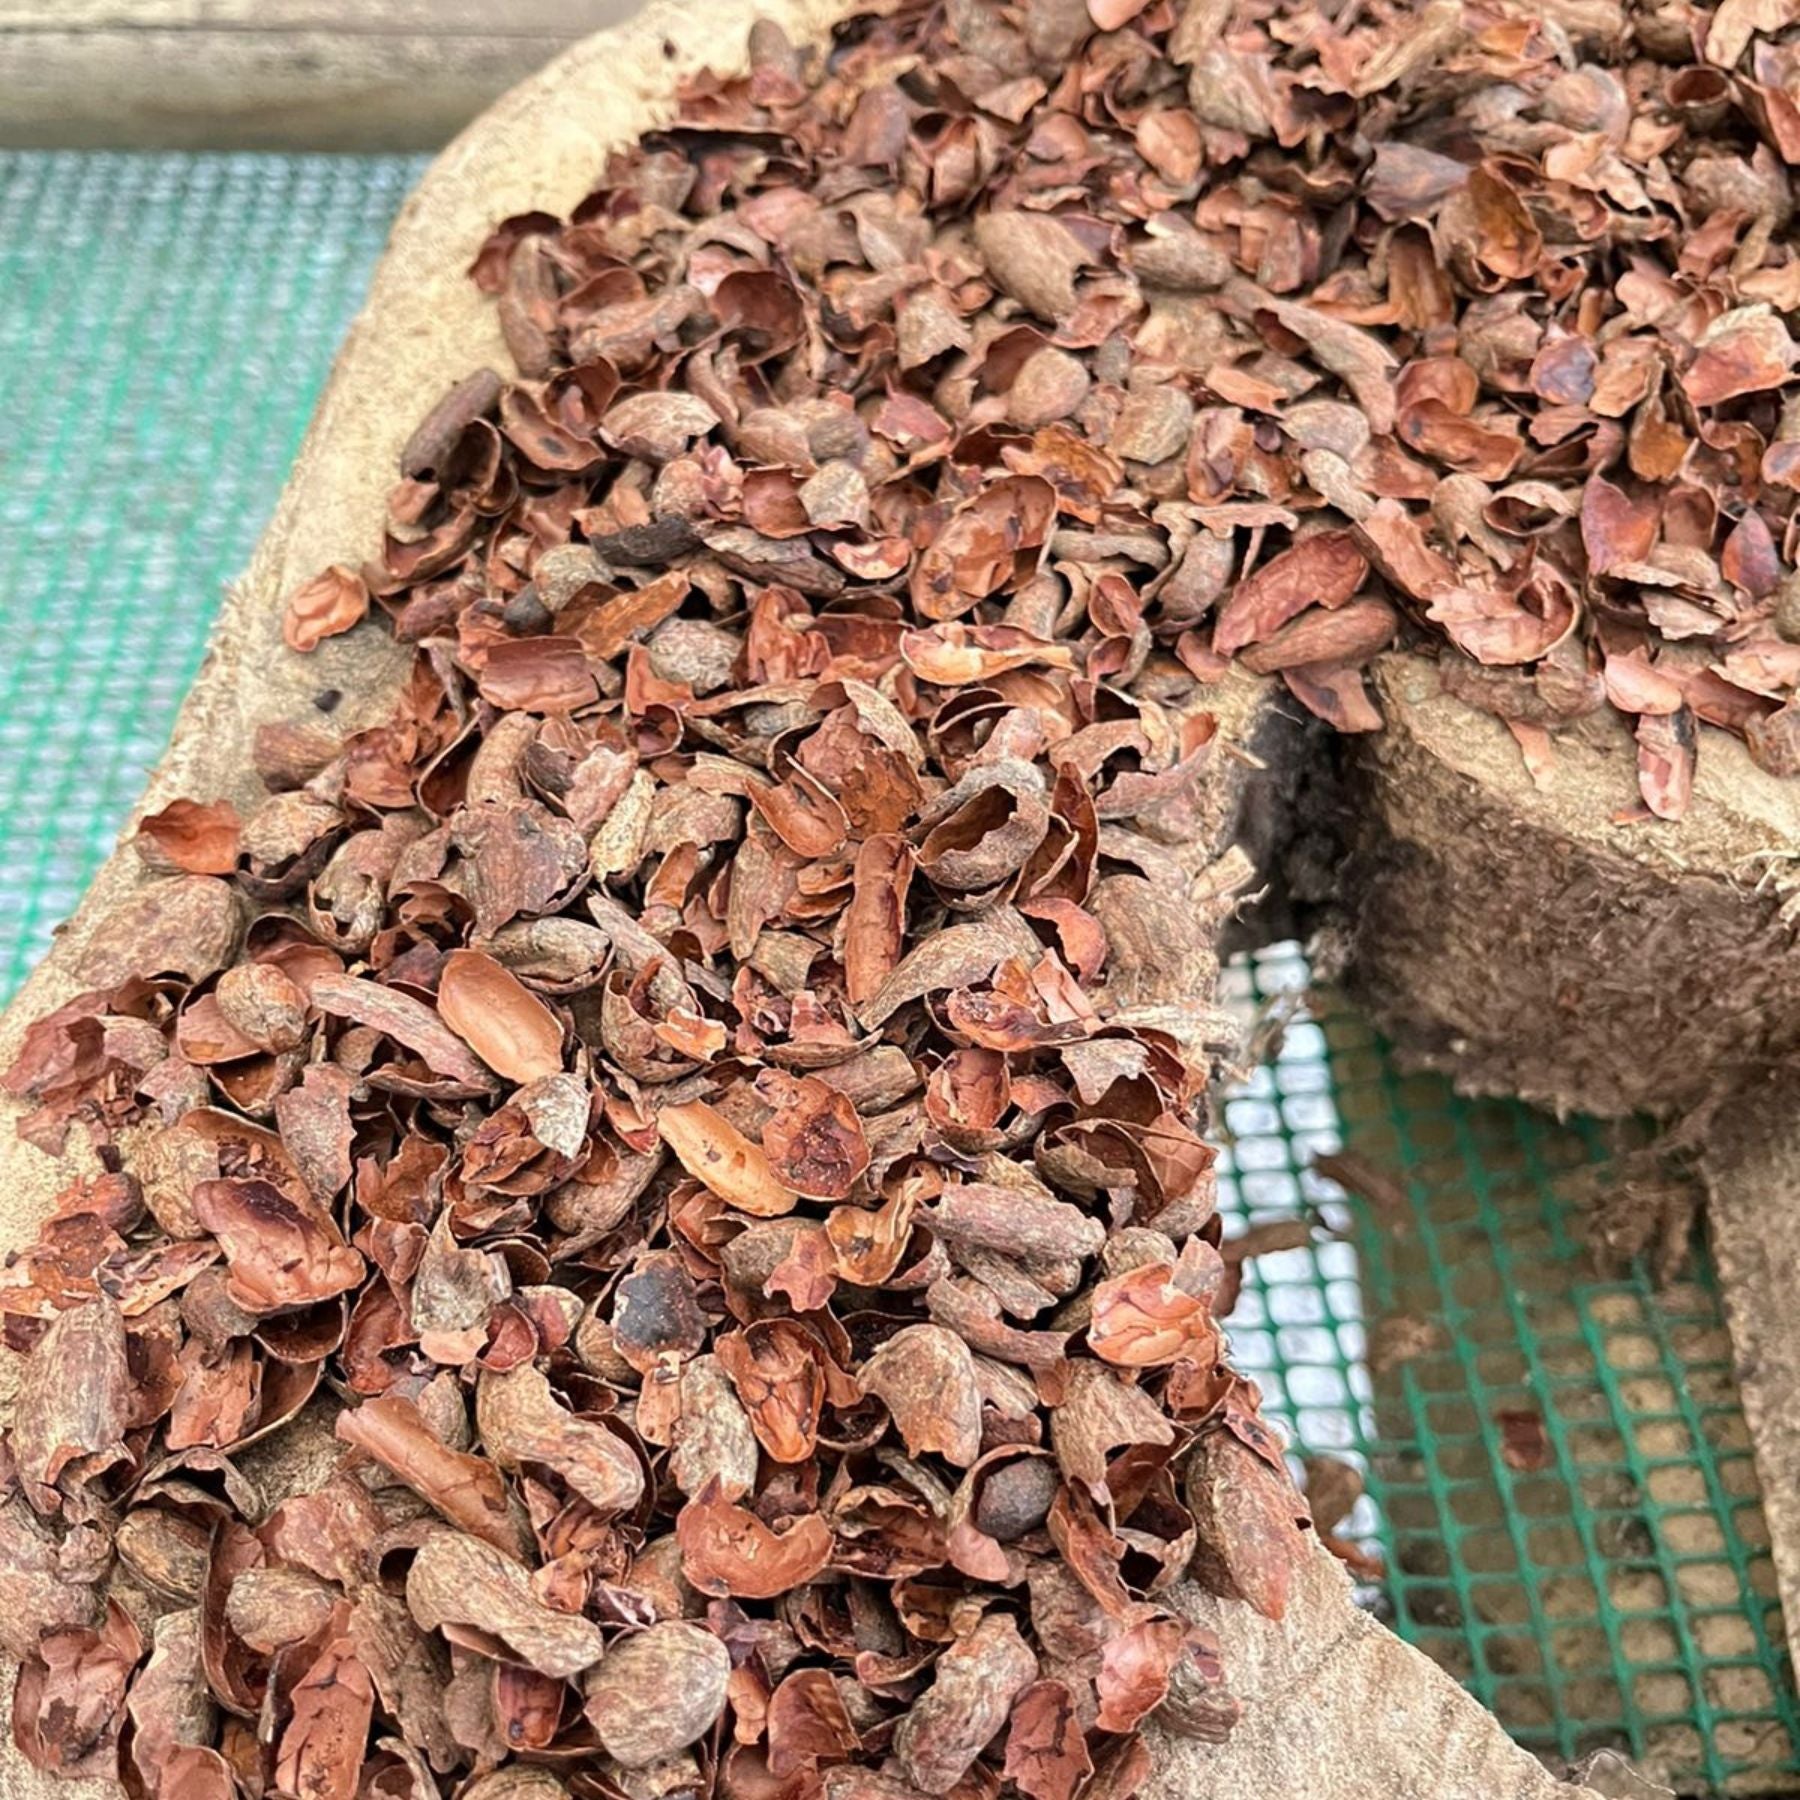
[[0, 4, 1607, 1795]]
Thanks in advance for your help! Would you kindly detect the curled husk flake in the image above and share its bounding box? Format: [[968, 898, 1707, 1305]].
[[858, 1325, 983, 1469], [282, 563, 370, 652], [12, 1597, 143, 1779], [891, 1612, 1038, 1795], [274, 1633, 377, 1800], [337, 1391, 533, 1559], [405, 1528, 605, 1677], [476, 1360, 646, 1515], [676, 1488, 835, 1600], [760, 1072, 871, 1201], [658, 1099, 797, 1216], [190, 1177, 365, 1315], [11, 1297, 132, 1514], [1184, 1425, 1311, 1623], [1005, 1680, 1093, 1800], [437, 948, 566, 1084]]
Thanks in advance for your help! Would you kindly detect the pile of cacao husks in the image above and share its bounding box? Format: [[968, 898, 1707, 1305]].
[[6, 0, 1800, 1792]]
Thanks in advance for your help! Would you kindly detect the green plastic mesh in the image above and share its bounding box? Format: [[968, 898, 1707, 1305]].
[[1218, 946, 1800, 1795], [0, 151, 424, 998], [0, 150, 1794, 1798]]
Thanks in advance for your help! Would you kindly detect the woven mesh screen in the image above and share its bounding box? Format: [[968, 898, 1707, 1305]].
[[0, 150, 423, 996], [1219, 947, 1799, 1795]]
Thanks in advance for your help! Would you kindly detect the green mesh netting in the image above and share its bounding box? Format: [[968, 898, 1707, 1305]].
[[1219, 947, 1799, 1795], [0, 151, 424, 997], [0, 150, 1792, 1799]]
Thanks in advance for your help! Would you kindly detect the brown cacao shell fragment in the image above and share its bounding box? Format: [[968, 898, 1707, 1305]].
[[1184, 1427, 1309, 1623], [225, 1565, 340, 1654], [190, 1177, 365, 1315], [859, 1324, 983, 1468], [12, 1596, 142, 1780], [0, 1495, 102, 1655], [437, 948, 567, 1084], [476, 1360, 646, 1516], [11, 1296, 132, 1514], [583, 1620, 732, 1766], [891, 1611, 1038, 1794], [405, 1527, 606, 1677], [670, 1354, 760, 1501], [337, 1391, 535, 1559], [79, 875, 244, 986], [925, 1183, 1104, 1263]]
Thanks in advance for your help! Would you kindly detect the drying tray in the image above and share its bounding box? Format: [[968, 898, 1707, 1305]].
[[0, 149, 1792, 1799]]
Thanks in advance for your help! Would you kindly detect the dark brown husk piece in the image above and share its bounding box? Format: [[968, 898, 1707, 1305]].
[[10, 0, 1788, 1789]]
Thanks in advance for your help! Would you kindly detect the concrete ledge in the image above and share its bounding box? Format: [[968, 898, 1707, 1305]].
[[0, 1, 641, 149]]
